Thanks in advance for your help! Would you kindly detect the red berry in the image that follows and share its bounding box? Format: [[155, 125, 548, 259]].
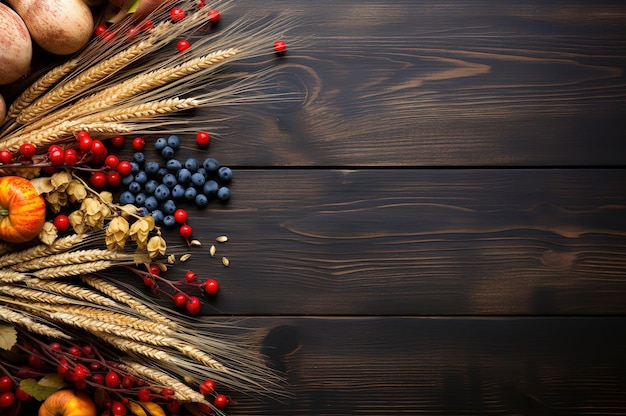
[[173, 293, 187, 308], [107, 171, 122, 187], [111, 401, 127, 416], [91, 373, 104, 385], [198, 379, 215, 395], [57, 358, 69, 375], [68, 346, 82, 357], [105, 371, 120, 388], [137, 388, 151, 402], [49, 342, 62, 351], [208, 9, 220, 23], [82, 345, 93, 356], [78, 137, 92, 153], [173, 209, 188, 223], [142, 276, 155, 288], [161, 388, 175, 399], [53, 215, 70, 232], [90, 171, 108, 188], [76, 130, 91, 141], [198, 0, 206, 7], [105, 155, 120, 168], [213, 394, 228, 409], [121, 376, 134, 389], [0, 376, 12, 393], [94, 24, 107, 37], [274, 40, 287, 54], [0, 392, 15, 408], [184, 270, 197, 283], [126, 26, 139, 38], [195, 131, 210, 147], [141, 20, 153, 31], [19, 143, 36, 158], [64, 149, 78, 165], [204, 279, 219, 295], [14, 387, 31, 402], [148, 264, 161, 276], [166, 400, 181, 413], [170, 7, 186, 22], [28, 354, 43, 369], [117, 160, 132, 176], [74, 364, 89, 380], [176, 39, 191, 53], [49, 149, 64, 164], [0, 150, 12, 164], [132, 136, 145, 151], [90, 139, 108, 157], [185, 296, 202, 315], [48, 144, 62, 153], [102, 31, 116, 42], [179, 224, 193, 238]]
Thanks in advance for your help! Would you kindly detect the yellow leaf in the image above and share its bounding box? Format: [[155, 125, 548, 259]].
[[0, 324, 16, 351]]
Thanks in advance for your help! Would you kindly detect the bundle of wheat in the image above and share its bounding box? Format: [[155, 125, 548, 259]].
[[0, 1, 296, 414]]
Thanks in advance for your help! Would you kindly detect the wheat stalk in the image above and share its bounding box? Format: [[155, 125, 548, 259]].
[[0, 234, 86, 268], [0, 285, 79, 305], [31, 261, 115, 279], [84, 98, 200, 123], [24, 279, 120, 308], [10, 249, 134, 272], [0, 304, 70, 339]]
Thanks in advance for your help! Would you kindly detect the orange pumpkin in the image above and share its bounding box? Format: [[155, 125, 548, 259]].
[[38, 390, 97, 416], [0, 175, 46, 243]]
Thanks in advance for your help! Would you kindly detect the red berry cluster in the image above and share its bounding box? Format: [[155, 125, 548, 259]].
[[140, 264, 219, 315], [0, 374, 31, 409]]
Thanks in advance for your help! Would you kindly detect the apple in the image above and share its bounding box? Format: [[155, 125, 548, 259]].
[[38, 390, 97, 416]]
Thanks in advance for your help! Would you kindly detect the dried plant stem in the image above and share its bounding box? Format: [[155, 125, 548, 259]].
[[10, 249, 134, 272], [83, 98, 200, 123], [31, 261, 116, 279], [120, 360, 210, 405], [0, 304, 70, 339], [0, 235, 85, 268], [81, 275, 172, 325], [6, 58, 80, 119], [24, 279, 120, 308]]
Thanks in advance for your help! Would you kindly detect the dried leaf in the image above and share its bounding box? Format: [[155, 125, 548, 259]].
[[0, 324, 17, 351], [20, 374, 66, 401], [30, 177, 54, 194]]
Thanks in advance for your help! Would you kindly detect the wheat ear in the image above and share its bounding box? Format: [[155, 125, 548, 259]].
[[119, 360, 210, 405], [0, 270, 27, 283], [81, 275, 172, 325], [81, 98, 200, 123], [24, 279, 120, 308], [0, 285, 80, 305], [0, 304, 70, 339], [0, 234, 86, 268], [94, 332, 173, 362], [10, 249, 134, 272], [31, 261, 116, 279]]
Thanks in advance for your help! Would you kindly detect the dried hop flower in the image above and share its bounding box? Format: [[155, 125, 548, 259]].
[[129, 216, 156, 249], [106, 216, 130, 251], [38, 221, 58, 246], [147, 235, 167, 258]]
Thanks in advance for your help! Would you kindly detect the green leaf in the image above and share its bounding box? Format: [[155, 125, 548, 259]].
[[20, 374, 66, 401], [127, 0, 142, 13], [0, 324, 17, 351]]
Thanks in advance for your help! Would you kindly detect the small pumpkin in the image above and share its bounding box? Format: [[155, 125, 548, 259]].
[[0, 176, 46, 243]]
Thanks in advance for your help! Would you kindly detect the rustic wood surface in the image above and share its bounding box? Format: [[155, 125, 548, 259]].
[[171, 1, 626, 414]]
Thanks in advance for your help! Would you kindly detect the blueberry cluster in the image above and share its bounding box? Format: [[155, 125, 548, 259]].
[[117, 135, 232, 227]]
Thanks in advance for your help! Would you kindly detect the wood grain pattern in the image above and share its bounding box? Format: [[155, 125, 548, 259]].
[[226, 316, 626, 415], [144, 168, 626, 316], [184, 0, 626, 166]]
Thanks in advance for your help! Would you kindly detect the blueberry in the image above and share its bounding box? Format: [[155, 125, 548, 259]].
[[195, 193, 209, 207], [217, 166, 232, 183], [163, 215, 176, 228], [122, 174, 135, 186], [135, 193, 147, 206], [119, 191, 135, 205], [144, 179, 159, 194], [162, 173, 177, 189], [177, 168, 191, 184], [171, 184, 185, 200], [184, 187, 197, 201], [161, 146, 175, 159], [217, 186, 230, 201], [135, 171, 148, 185], [151, 209, 164, 224], [138, 207, 149, 217], [130, 162, 140, 174], [202, 180, 219, 198], [154, 137, 168, 151], [202, 157, 220, 174], [154, 184, 171, 201], [145, 161, 160, 176], [196, 167, 208, 179], [133, 152, 145, 165], [156, 167, 169, 180], [166, 159, 182, 173], [161, 199, 177, 215], [128, 181, 142, 194], [167, 135, 180, 149], [144, 196, 159, 211], [184, 158, 199, 172], [191, 172, 205, 187]]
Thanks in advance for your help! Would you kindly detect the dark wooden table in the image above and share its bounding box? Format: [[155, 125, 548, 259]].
[[115, 1, 626, 414]]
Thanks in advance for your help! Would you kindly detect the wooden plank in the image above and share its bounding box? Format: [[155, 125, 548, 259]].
[[225, 316, 626, 415], [149, 168, 626, 315], [183, 0, 626, 166]]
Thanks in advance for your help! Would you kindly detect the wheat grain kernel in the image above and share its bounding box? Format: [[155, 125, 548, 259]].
[[180, 254, 191, 262], [216, 235, 228, 243], [222, 257, 230, 267], [209, 245, 216, 257]]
